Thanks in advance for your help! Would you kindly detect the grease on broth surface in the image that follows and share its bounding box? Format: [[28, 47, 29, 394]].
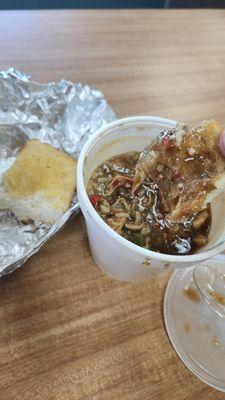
[[87, 151, 211, 255]]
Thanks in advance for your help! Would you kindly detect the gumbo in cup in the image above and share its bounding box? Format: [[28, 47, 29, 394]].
[[77, 116, 225, 281]]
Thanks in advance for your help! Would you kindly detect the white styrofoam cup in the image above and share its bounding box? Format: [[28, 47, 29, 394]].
[[77, 116, 225, 281]]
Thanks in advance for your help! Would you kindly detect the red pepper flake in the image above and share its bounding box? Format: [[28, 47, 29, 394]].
[[153, 221, 161, 230], [133, 187, 140, 196], [126, 178, 134, 185], [112, 179, 119, 187], [125, 178, 134, 188], [162, 136, 175, 151], [173, 170, 181, 180], [89, 194, 102, 208], [112, 177, 134, 188]]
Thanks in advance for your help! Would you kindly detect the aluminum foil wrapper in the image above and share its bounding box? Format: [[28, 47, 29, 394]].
[[0, 68, 116, 277]]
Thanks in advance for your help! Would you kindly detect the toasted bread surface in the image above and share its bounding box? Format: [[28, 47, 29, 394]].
[[1, 140, 77, 223]]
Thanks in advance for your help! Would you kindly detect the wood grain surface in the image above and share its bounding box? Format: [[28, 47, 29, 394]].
[[0, 9, 225, 400]]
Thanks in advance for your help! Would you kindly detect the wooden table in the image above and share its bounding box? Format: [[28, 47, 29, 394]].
[[0, 9, 225, 400]]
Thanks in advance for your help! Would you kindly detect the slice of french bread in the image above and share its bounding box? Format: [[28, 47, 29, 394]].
[[0, 140, 77, 224]]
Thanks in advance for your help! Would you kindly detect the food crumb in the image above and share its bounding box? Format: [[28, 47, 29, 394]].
[[164, 262, 170, 268], [184, 322, 191, 333], [187, 147, 196, 156], [205, 324, 210, 332], [142, 258, 151, 267], [208, 289, 225, 305], [183, 284, 200, 303], [212, 335, 219, 347]]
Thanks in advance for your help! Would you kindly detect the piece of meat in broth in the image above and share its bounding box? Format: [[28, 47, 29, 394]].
[[132, 120, 225, 223]]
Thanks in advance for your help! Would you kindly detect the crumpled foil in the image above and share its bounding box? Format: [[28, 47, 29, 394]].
[[0, 68, 116, 277]]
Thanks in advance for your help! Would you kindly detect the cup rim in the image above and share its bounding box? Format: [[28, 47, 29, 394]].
[[77, 115, 225, 263]]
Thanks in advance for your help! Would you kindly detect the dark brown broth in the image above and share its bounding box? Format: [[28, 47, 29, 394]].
[[87, 152, 211, 255]]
